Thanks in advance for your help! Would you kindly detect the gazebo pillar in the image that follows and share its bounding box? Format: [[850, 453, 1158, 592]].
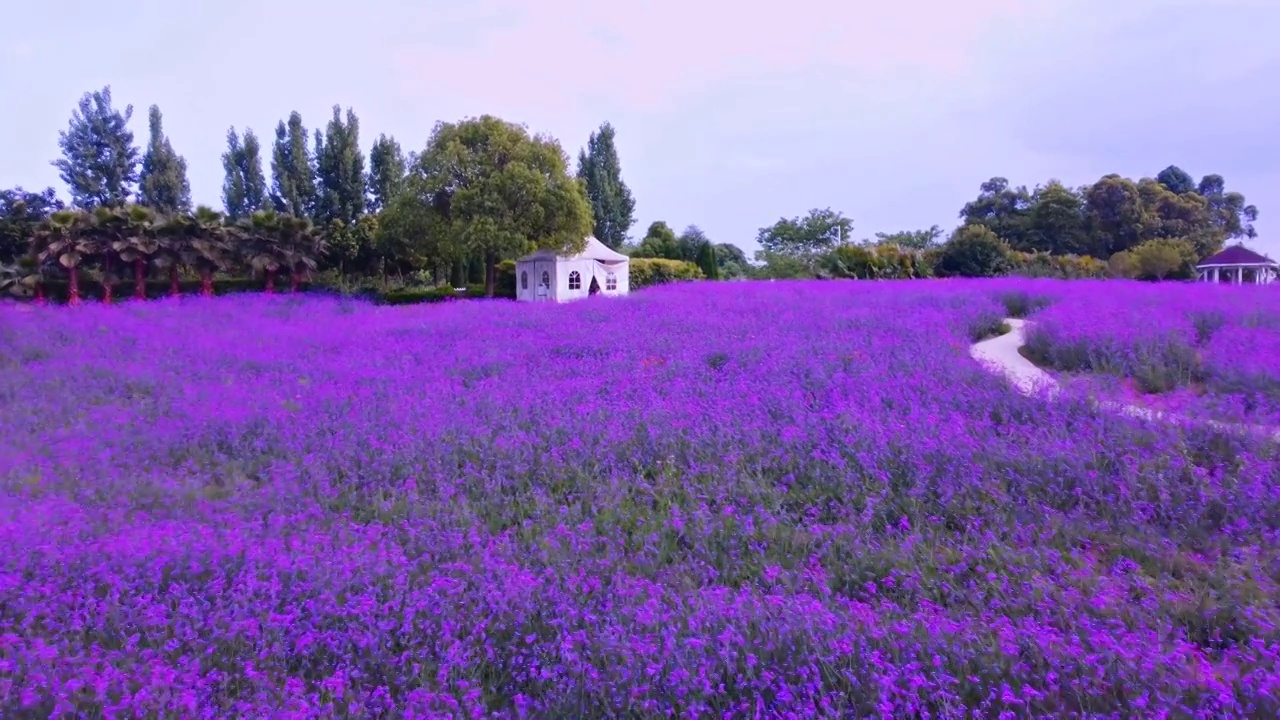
[[1213, 267, 1220, 283]]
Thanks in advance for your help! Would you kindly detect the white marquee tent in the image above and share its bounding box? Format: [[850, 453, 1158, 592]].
[[515, 236, 630, 302]]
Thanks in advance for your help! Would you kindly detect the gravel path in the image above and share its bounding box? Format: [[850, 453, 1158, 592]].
[[970, 317, 1280, 442]]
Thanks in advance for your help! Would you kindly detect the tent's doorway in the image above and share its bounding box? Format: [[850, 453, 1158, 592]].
[[588, 276, 600, 296]]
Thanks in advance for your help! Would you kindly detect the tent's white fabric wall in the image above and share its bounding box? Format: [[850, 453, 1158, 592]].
[[515, 237, 630, 302]]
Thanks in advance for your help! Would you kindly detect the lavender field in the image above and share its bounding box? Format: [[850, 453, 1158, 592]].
[[2, 281, 1280, 717]]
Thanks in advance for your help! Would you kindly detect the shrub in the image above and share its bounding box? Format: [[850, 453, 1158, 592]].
[[1131, 238, 1198, 281], [629, 258, 704, 289], [1008, 251, 1108, 279], [934, 225, 1010, 278], [997, 290, 1052, 318], [378, 286, 457, 305], [1108, 250, 1140, 279], [821, 244, 925, 280]]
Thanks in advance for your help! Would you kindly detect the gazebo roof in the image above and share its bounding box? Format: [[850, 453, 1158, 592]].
[[518, 236, 629, 263], [1197, 245, 1275, 268]]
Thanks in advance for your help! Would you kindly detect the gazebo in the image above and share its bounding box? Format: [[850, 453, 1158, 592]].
[[514, 236, 630, 302], [1196, 245, 1278, 285]]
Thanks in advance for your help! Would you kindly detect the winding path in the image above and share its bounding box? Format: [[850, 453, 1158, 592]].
[[969, 317, 1280, 442]]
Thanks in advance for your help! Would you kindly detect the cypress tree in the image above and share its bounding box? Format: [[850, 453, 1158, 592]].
[[138, 105, 192, 215], [314, 105, 367, 225], [221, 128, 247, 220], [270, 111, 317, 217], [576, 122, 636, 248], [367, 134, 407, 213]]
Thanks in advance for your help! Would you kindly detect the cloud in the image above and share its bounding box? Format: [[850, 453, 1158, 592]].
[[393, 0, 1033, 117]]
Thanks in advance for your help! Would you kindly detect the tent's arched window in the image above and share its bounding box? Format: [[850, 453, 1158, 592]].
[[606, 272, 617, 291], [569, 271, 581, 290], [520, 271, 528, 290], [541, 271, 550, 287]]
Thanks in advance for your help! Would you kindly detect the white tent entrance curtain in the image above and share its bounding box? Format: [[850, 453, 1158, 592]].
[[594, 260, 625, 289]]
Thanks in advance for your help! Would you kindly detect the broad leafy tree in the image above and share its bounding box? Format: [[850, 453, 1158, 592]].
[[52, 86, 140, 209], [406, 115, 592, 296], [576, 121, 635, 248], [138, 105, 192, 215], [631, 221, 681, 260], [1026, 182, 1089, 256], [958, 178, 1032, 250], [756, 208, 852, 264]]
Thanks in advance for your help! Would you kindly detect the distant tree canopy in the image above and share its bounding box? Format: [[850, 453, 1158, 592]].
[[7, 84, 1269, 295], [957, 168, 1257, 262]]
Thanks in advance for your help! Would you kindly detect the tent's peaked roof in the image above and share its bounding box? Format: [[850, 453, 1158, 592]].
[[518, 236, 629, 262], [1198, 244, 1275, 267]]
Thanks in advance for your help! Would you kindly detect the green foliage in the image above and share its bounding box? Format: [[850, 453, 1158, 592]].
[[0, 187, 63, 264], [1007, 251, 1107, 279], [313, 106, 366, 225], [1107, 250, 1139, 279], [712, 242, 749, 279], [138, 105, 192, 216], [958, 177, 1033, 250], [820, 243, 924, 280], [1026, 181, 1088, 255], [997, 290, 1052, 318], [53, 86, 140, 209], [1157, 165, 1196, 194], [631, 221, 681, 260], [270, 112, 317, 218], [756, 207, 851, 260], [1131, 238, 1197, 281], [408, 115, 593, 296], [695, 240, 719, 280], [367, 134, 407, 214], [873, 225, 942, 250], [576, 122, 635, 249], [935, 224, 1010, 277], [629, 258, 703, 289], [222, 128, 268, 221]]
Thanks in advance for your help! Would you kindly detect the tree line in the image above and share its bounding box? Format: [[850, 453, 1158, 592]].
[[1, 85, 1265, 303]]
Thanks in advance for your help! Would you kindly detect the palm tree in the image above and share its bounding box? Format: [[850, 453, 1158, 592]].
[[240, 210, 284, 293], [88, 206, 128, 304], [34, 210, 91, 306], [112, 205, 159, 300], [188, 207, 233, 297], [275, 215, 324, 293]]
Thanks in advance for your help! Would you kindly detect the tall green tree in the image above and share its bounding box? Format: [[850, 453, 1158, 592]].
[[677, 225, 712, 264], [270, 112, 317, 217], [367, 134, 407, 213], [314, 106, 366, 225], [223, 128, 269, 221], [52, 86, 140, 209], [138, 105, 192, 216], [1083, 174, 1146, 256], [695, 238, 719, 280], [403, 115, 593, 296], [1026, 181, 1088, 255], [221, 129, 247, 221], [713, 242, 749, 279], [576, 121, 635, 248]]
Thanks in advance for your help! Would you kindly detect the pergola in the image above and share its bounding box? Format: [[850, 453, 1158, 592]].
[[1196, 245, 1278, 285]]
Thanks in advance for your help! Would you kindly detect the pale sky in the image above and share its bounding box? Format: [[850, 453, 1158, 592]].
[[2, 0, 1277, 255]]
